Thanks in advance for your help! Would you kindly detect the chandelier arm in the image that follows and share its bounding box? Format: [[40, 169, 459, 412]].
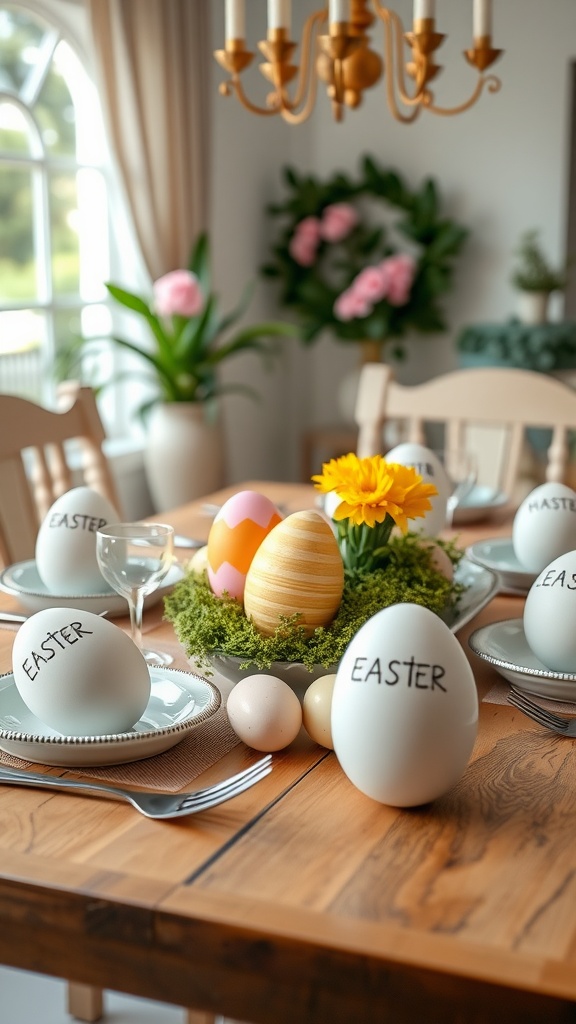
[[423, 74, 502, 116], [377, 5, 422, 123], [285, 9, 327, 111], [227, 76, 284, 116]]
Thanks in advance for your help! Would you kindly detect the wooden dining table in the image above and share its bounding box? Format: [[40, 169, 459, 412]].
[[0, 480, 575, 1024]]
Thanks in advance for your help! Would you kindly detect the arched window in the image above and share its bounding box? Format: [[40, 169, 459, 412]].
[[0, 2, 140, 438]]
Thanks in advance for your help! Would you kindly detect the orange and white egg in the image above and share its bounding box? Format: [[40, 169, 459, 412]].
[[207, 490, 283, 601], [243, 510, 344, 637]]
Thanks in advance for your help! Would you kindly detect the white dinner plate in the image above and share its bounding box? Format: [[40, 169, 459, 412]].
[[209, 559, 499, 694], [452, 485, 508, 525], [465, 537, 537, 593], [468, 618, 576, 702], [0, 559, 185, 618], [0, 666, 221, 766]]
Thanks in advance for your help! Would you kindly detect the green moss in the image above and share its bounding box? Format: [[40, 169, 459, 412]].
[[164, 532, 465, 675]]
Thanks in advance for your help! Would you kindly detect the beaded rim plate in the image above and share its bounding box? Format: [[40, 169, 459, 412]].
[[0, 667, 221, 766], [0, 559, 185, 617], [468, 618, 576, 702]]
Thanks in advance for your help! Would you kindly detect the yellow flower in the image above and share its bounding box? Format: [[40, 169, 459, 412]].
[[312, 453, 437, 533]]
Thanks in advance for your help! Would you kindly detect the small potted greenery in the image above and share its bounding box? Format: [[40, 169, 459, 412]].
[[511, 229, 568, 324]]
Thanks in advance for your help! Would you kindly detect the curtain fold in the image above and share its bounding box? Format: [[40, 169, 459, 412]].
[[87, 0, 211, 281]]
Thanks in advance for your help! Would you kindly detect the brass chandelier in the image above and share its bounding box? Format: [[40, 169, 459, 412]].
[[214, 0, 503, 124]]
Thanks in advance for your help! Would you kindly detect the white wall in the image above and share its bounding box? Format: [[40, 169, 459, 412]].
[[210, 0, 576, 483]]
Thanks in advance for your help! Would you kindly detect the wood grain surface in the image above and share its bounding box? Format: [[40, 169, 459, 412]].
[[0, 483, 574, 1023]]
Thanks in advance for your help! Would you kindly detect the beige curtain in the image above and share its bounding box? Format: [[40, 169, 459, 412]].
[[87, 0, 211, 280]]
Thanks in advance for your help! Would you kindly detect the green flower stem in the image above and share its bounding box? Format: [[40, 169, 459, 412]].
[[337, 513, 396, 574]]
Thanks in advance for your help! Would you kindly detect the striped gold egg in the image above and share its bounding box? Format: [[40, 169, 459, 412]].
[[243, 510, 344, 637]]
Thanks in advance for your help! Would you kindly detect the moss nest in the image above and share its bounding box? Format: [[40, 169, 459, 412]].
[[164, 533, 465, 675]]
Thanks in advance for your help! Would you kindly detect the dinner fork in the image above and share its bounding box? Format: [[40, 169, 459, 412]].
[[0, 754, 272, 819], [507, 688, 576, 737]]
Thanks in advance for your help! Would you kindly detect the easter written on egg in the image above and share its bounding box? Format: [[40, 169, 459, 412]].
[[164, 461, 463, 675], [35, 485, 120, 595]]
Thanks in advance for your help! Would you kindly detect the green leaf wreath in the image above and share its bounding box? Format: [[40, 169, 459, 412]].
[[261, 155, 468, 358]]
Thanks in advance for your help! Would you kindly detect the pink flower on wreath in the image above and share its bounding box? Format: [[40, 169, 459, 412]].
[[320, 203, 359, 243], [380, 253, 416, 306], [351, 265, 389, 305], [153, 269, 204, 318], [334, 288, 372, 322], [289, 215, 322, 266]]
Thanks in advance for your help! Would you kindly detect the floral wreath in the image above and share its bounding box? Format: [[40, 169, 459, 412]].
[[262, 155, 468, 357]]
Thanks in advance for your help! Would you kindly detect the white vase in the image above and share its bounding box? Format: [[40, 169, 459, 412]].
[[144, 402, 225, 513], [516, 290, 550, 325]]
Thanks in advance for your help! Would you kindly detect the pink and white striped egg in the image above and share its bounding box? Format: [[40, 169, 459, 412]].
[[207, 490, 283, 602]]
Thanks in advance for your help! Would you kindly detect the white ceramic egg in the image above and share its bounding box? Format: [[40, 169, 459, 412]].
[[226, 674, 302, 752], [12, 607, 151, 736], [243, 510, 344, 637], [331, 603, 478, 807], [35, 486, 120, 595], [512, 482, 576, 573], [385, 443, 450, 536], [523, 549, 576, 671]]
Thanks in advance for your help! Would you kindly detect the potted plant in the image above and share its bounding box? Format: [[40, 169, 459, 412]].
[[63, 233, 296, 510], [511, 229, 568, 324]]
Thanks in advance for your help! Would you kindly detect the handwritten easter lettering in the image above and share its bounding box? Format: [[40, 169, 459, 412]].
[[48, 513, 107, 532], [351, 656, 447, 691], [535, 568, 576, 589], [21, 621, 94, 682], [527, 497, 576, 513]]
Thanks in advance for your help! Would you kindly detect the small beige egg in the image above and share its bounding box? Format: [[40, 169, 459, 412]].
[[243, 510, 344, 637], [419, 540, 454, 582], [189, 545, 209, 575], [303, 674, 336, 749], [226, 674, 302, 752]]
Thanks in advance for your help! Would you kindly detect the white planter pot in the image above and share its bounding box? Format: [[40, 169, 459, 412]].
[[516, 290, 550, 325], [144, 402, 225, 513]]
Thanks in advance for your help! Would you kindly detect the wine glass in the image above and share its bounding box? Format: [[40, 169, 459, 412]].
[[96, 522, 175, 667]]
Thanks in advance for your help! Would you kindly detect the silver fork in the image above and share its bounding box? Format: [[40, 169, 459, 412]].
[[507, 688, 576, 737], [0, 754, 273, 819]]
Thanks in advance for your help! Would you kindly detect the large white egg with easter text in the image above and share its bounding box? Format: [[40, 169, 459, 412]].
[[523, 549, 576, 671], [512, 482, 576, 573], [35, 486, 119, 595], [331, 603, 478, 807], [12, 607, 150, 736], [385, 443, 450, 536]]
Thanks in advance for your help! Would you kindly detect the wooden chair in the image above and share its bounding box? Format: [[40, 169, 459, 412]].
[[0, 386, 219, 1023], [354, 363, 576, 502], [0, 383, 122, 568]]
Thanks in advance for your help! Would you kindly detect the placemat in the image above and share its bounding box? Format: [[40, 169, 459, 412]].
[[482, 677, 576, 714], [0, 637, 242, 792]]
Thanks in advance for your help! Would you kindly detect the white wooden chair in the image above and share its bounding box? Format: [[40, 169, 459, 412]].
[[354, 363, 576, 503], [0, 383, 122, 568]]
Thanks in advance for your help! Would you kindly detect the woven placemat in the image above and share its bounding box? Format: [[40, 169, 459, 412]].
[[0, 636, 242, 791], [483, 677, 576, 714]]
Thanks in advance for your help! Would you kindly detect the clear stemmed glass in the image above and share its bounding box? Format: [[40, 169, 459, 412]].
[[435, 449, 478, 527], [96, 522, 175, 667]]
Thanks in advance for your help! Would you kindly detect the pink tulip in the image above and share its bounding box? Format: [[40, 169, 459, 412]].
[[380, 254, 416, 306], [351, 265, 389, 305], [334, 288, 372, 321], [153, 269, 204, 318], [320, 203, 359, 243]]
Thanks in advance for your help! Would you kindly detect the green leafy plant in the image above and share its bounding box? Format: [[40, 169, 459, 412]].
[[59, 232, 296, 420], [511, 229, 568, 293], [261, 155, 468, 359]]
